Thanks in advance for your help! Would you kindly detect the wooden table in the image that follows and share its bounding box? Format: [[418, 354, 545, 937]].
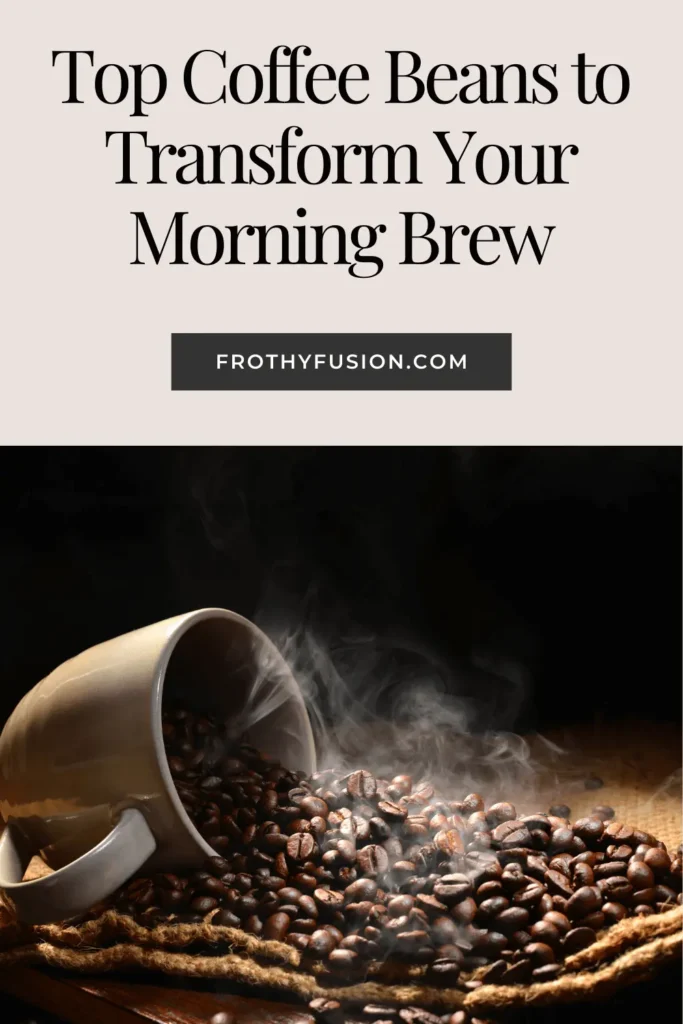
[[0, 963, 681, 1024], [0, 968, 325, 1024]]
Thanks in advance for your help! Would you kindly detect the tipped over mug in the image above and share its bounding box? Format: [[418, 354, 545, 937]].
[[0, 608, 316, 924]]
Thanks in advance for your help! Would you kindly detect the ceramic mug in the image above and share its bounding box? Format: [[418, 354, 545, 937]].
[[0, 608, 316, 924]]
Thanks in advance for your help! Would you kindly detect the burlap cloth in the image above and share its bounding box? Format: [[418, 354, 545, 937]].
[[0, 722, 680, 1017]]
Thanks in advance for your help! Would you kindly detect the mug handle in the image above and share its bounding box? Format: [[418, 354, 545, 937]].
[[0, 808, 156, 925]]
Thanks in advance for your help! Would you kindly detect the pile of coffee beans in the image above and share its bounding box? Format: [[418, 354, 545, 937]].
[[111, 705, 682, 993]]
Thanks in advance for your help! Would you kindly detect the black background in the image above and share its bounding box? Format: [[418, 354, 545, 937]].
[[0, 446, 679, 734]]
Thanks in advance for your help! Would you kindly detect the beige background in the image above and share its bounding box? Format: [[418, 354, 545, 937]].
[[1, 1, 681, 444]]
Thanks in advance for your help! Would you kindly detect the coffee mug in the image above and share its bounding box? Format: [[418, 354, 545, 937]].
[[0, 608, 316, 924]]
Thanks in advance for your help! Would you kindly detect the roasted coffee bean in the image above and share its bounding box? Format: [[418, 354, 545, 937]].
[[477, 957, 506, 984], [487, 802, 516, 825], [366, 816, 391, 842], [549, 805, 571, 819], [491, 819, 523, 844], [408, 891, 441, 916], [347, 770, 377, 801], [477, 896, 510, 921], [591, 805, 614, 820], [308, 928, 337, 958], [451, 897, 477, 924], [608, 844, 633, 861], [211, 908, 240, 927], [434, 829, 465, 856], [470, 929, 505, 957], [501, 865, 528, 892], [573, 817, 604, 843], [205, 856, 230, 878], [563, 927, 596, 954], [549, 828, 575, 854], [431, 916, 460, 947], [362, 1005, 401, 1020], [196, 876, 229, 898], [521, 823, 550, 847], [566, 886, 601, 920], [538, 893, 554, 915], [524, 855, 548, 881], [495, 907, 530, 935], [545, 869, 574, 898], [378, 800, 407, 822], [596, 876, 632, 901], [513, 883, 546, 908], [594, 860, 627, 880], [504, 958, 532, 984], [289, 917, 318, 934], [395, 929, 429, 953], [572, 851, 602, 868], [327, 947, 360, 973], [644, 848, 671, 875], [335, 839, 356, 865], [398, 1009, 442, 1024], [235, 894, 260, 918], [477, 879, 504, 899], [654, 884, 678, 904], [308, 997, 344, 1023], [602, 901, 627, 925], [573, 862, 594, 887], [529, 920, 561, 947], [604, 822, 634, 845], [525, 942, 555, 967], [298, 796, 329, 819], [288, 818, 315, 836], [243, 914, 262, 935], [357, 844, 389, 877], [286, 833, 316, 861], [510, 929, 532, 950], [313, 887, 345, 910], [389, 774, 413, 797], [386, 894, 413, 917], [627, 860, 655, 889], [425, 957, 463, 985], [297, 894, 318, 919], [207, 1013, 234, 1024], [190, 896, 218, 914], [533, 963, 562, 983], [262, 911, 290, 941], [344, 878, 378, 903], [341, 934, 378, 957]]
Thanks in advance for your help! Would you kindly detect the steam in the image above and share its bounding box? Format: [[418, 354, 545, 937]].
[[246, 586, 559, 809], [180, 452, 565, 806]]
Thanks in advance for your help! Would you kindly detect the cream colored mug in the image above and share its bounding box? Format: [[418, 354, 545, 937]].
[[0, 608, 316, 925]]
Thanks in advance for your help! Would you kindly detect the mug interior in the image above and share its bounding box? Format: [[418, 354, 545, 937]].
[[159, 612, 316, 778]]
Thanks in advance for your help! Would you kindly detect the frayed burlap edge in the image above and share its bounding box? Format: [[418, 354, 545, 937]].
[[0, 905, 679, 1015]]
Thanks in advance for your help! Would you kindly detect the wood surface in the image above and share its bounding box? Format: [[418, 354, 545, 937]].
[[0, 966, 319, 1024], [0, 962, 681, 1024]]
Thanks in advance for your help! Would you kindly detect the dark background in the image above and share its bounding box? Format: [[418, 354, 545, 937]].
[[0, 446, 680, 733]]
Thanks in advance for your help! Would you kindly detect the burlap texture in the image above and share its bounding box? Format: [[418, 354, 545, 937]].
[[0, 723, 680, 1015], [0, 903, 679, 1015], [526, 721, 681, 852]]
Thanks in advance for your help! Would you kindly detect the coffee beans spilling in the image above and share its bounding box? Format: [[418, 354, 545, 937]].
[[110, 705, 682, 993]]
